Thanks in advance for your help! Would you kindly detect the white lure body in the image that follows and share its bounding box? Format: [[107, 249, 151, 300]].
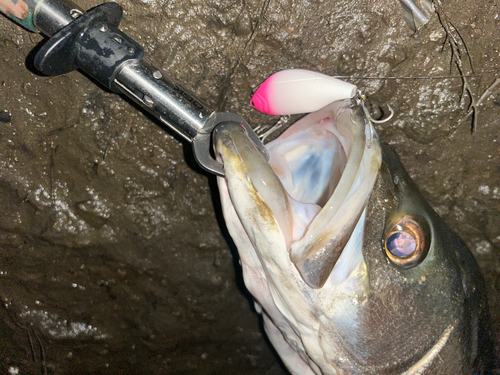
[[250, 69, 357, 116]]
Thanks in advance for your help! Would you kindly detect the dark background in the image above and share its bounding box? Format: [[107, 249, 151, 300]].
[[0, 0, 498, 373]]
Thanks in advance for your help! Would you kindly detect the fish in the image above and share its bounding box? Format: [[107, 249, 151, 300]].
[[214, 69, 495, 374]]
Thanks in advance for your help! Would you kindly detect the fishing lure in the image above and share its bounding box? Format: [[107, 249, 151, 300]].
[[250, 69, 358, 116]]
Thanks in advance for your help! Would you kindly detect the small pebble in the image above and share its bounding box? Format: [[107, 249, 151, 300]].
[[474, 240, 492, 255], [0, 110, 11, 123]]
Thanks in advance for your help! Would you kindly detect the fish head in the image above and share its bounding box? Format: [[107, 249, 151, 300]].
[[351, 142, 491, 374], [214, 100, 492, 374]]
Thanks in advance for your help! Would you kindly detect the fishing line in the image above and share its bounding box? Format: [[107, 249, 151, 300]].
[[334, 71, 498, 80]]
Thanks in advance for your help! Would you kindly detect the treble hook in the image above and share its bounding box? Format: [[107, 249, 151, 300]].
[[354, 90, 394, 148]]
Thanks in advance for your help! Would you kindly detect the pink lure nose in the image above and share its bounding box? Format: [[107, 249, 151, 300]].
[[250, 91, 269, 114]]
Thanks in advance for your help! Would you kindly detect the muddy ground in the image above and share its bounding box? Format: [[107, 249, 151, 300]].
[[0, 0, 499, 373]]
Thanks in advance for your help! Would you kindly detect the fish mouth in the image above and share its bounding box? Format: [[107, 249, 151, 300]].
[[214, 100, 382, 288]]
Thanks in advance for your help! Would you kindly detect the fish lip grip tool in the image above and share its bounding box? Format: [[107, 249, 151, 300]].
[[3, 0, 269, 177]]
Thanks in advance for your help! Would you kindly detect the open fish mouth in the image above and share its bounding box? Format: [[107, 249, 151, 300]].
[[214, 99, 381, 288]]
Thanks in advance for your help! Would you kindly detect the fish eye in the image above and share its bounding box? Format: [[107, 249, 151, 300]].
[[384, 216, 430, 268]]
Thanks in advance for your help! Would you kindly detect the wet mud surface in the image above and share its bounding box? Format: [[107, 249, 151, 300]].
[[0, 0, 499, 373]]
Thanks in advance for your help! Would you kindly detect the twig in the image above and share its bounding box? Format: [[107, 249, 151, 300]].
[[32, 328, 48, 375], [27, 328, 36, 362], [476, 78, 500, 106], [447, 78, 500, 136], [433, 0, 477, 132]]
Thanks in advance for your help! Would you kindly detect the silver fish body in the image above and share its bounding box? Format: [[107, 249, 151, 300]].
[[214, 100, 493, 374]]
